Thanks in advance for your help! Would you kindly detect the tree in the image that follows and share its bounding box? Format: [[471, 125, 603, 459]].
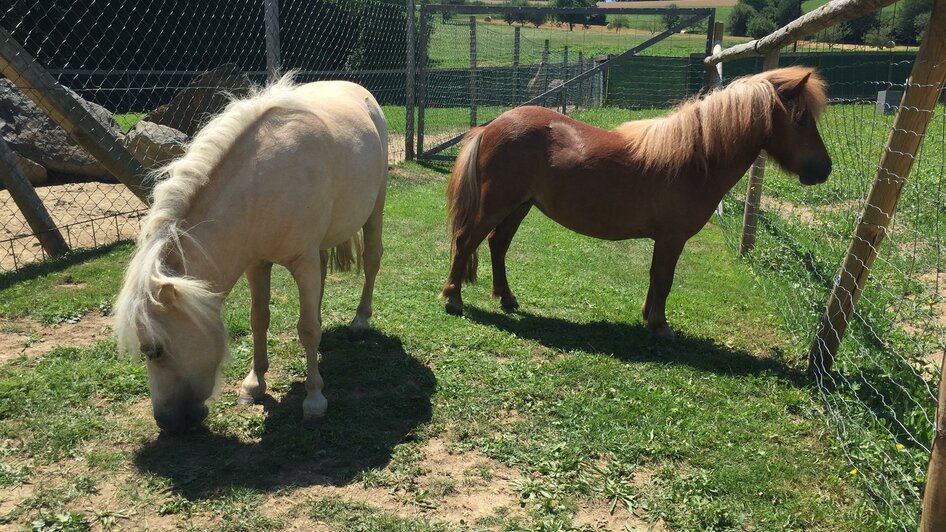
[[841, 13, 880, 44], [728, 3, 757, 37], [914, 11, 931, 43], [662, 4, 681, 31], [774, 0, 801, 27], [865, 25, 895, 49], [746, 12, 777, 38], [528, 11, 547, 28], [551, 0, 595, 31], [892, 0, 933, 45], [608, 15, 630, 33], [815, 25, 846, 49], [502, 0, 528, 25]]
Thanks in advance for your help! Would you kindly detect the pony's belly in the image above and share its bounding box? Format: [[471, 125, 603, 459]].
[[532, 200, 650, 241]]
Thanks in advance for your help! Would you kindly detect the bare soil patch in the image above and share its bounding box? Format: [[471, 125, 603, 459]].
[[0, 182, 145, 272], [0, 312, 111, 364]]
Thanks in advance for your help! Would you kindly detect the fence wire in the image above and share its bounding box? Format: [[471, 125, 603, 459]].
[[0, 0, 410, 273], [418, 8, 712, 158], [718, 34, 942, 530]]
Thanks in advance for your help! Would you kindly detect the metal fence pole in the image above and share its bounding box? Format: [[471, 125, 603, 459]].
[[469, 16, 477, 128], [417, 8, 429, 157], [562, 46, 568, 114], [263, 0, 281, 81], [513, 26, 521, 105], [405, 0, 416, 160]]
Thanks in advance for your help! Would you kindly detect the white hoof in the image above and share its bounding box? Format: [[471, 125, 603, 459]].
[[239, 374, 266, 404], [302, 392, 328, 420]]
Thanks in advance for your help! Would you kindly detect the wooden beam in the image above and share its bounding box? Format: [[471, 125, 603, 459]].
[[264, 0, 282, 81], [739, 49, 779, 256], [923, 348, 946, 531], [810, 0, 946, 373], [0, 27, 151, 204], [405, 0, 416, 160], [0, 138, 69, 259], [705, 0, 899, 66]]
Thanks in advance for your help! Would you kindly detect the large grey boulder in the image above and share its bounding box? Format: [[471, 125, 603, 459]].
[[145, 64, 251, 136], [124, 120, 187, 169], [14, 153, 47, 185], [0, 78, 123, 181]]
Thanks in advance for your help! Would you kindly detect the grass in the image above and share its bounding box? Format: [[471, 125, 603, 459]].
[[0, 146, 889, 529]]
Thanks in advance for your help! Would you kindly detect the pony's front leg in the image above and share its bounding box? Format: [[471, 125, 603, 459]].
[[350, 191, 385, 338], [645, 239, 686, 340], [292, 257, 328, 420], [239, 262, 273, 404]]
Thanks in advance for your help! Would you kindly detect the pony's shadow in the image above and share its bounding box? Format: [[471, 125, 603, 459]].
[[464, 306, 805, 383], [133, 327, 434, 499]]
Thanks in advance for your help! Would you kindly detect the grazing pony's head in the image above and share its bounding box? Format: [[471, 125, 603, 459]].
[[735, 66, 831, 185]]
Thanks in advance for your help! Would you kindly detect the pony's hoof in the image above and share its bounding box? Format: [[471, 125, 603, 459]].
[[444, 297, 464, 316], [650, 325, 676, 341], [303, 393, 328, 420], [348, 317, 370, 340], [500, 295, 520, 312], [237, 394, 257, 406]]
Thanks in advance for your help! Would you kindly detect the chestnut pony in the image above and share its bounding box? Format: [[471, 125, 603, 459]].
[[442, 66, 830, 338]]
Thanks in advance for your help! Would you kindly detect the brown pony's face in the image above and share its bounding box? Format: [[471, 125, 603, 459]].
[[764, 74, 832, 186]]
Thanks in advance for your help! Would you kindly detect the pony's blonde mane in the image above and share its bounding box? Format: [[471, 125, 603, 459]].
[[615, 66, 827, 177], [115, 73, 308, 356]]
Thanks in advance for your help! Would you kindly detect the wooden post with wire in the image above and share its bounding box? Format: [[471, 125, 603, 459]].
[[405, 0, 416, 160], [263, 0, 281, 82], [739, 49, 779, 255], [469, 16, 477, 128], [810, 0, 946, 375], [923, 347, 946, 530], [0, 138, 69, 259], [0, 27, 150, 204]]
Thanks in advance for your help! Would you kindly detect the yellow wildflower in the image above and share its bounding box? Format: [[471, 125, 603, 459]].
[[896, 443, 905, 450], [849, 468, 858, 476]]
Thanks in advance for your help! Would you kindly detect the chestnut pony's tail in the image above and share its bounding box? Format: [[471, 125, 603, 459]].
[[447, 128, 484, 283]]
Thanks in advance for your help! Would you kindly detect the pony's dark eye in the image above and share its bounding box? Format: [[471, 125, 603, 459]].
[[141, 344, 164, 360]]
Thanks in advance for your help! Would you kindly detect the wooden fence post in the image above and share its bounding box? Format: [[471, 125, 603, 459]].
[[701, 11, 717, 90], [0, 27, 150, 204], [0, 138, 69, 259], [469, 16, 477, 128], [405, 0, 416, 160], [739, 49, 780, 256], [417, 8, 429, 156], [543, 39, 551, 105], [922, 348, 946, 531], [263, 0, 281, 82], [577, 50, 584, 108], [809, 0, 946, 374]]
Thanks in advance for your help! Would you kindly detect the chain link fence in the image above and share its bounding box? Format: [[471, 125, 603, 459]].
[[0, 0, 411, 273]]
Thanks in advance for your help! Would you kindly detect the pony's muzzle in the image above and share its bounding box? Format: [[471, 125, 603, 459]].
[[154, 403, 209, 434], [799, 156, 832, 185]]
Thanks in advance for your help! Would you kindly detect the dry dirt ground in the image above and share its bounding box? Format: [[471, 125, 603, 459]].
[[0, 312, 112, 365], [0, 182, 145, 272]]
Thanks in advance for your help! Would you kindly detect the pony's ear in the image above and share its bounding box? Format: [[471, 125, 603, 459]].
[[155, 282, 178, 308], [777, 72, 811, 100]]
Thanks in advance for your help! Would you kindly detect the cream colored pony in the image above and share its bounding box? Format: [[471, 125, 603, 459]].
[[115, 76, 387, 433]]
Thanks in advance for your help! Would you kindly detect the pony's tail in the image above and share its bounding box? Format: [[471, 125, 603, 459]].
[[447, 128, 484, 284], [327, 229, 364, 273]]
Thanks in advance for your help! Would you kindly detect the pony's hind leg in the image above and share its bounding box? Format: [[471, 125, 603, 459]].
[[489, 203, 531, 311], [350, 189, 385, 338], [442, 222, 493, 316], [239, 262, 273, 405], [291, 255, 328, 420]]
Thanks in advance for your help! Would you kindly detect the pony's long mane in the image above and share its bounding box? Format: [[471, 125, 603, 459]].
[[115, 73, 308, 355], [615, 66, 827, 177]]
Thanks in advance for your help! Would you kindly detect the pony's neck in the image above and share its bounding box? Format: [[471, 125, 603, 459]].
[[699, 109, 769, 201], [165, 194, 254, 295]]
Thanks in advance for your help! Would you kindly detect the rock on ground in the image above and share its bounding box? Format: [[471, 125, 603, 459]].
[[124, 120, 187, 169], [145, 64, 251, 136]]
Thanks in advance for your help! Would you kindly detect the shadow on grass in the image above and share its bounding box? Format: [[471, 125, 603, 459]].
[[0, 240, 131, 289], [464, 306, 806, 384], [133, 327, 434, 499]]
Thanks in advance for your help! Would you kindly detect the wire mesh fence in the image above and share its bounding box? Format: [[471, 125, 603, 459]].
[[717, 34, 942, 529], [0, 0, 411, 273], [416, 6, 714, 159]]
